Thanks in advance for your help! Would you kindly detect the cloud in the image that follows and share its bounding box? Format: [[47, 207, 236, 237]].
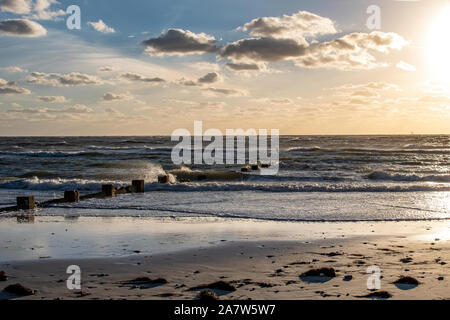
[[252, 97, 294, 105], [8, 104, 93, 114], [101, 92, 133, 102], [87, 19, 115, 33], [220, 30, 407, 71], [4, 66, 27, 72], [178, 72, 220, 87], [240, 10, 337, 39], [0, 19, 47, 37], [294, 32, 408, 70], [220, 37, 308, 62], [27, 72, 103, 86], [202, 87, 248, 97], [226, 62, 264, 71], [0, 0, 31, 14], [0, 0, 65, 20], [37, 95, 67, 103], [197, 72, 219, 84], [120, 72, 165, 83], [105, 107, 125, 117], [331, 82, 401, 92], [327, 81, 401, 103], [142, 29, 217, 56], [0, 78, 31, 94], [98, 66, 115, 72], [396, 60, 416, 71], [29, 0, 66, 21]]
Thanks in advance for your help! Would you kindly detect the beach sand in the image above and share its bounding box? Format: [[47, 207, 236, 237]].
[[1, 218, 449, 300]]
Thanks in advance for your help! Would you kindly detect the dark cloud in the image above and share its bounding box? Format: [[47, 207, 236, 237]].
[[121, 72, 165, 83], [226, 62, 261, 71], [101, 92, 132, 101], [220, 31, 407, 71], [202, 87, 247, 96], [0, 19, 47, 37], [142, 28, 217, 56], [197, 72, 219, 84], [37, 95, 67, 103], [220, 37, 308, 62]]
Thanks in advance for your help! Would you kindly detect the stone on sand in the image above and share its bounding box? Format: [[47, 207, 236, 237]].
[[3, 283, 35, 296]]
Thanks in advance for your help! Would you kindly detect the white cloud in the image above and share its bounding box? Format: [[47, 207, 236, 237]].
[[396, 61, 416, 71], [240, 10, 337, 39], [27, 72, 103, 86], [0, 78, 31, 94], [0, 0, 31, 14], [87, 19, 115, 34], [4, 66, 27, 73]]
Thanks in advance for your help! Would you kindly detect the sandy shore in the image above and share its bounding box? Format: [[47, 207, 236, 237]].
[[1, 220, 449, 300]]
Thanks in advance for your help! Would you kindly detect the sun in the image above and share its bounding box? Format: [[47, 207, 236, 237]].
[[426, 5, 450, 85]]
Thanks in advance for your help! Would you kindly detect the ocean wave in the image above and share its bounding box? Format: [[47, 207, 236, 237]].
[[169, 167, 245, 182], [0, 151, 103, 158], [145, 182, 450, 193], [367, 171, 450, 182], [1, 177, 449, 193], [0, 177, 124, 191]]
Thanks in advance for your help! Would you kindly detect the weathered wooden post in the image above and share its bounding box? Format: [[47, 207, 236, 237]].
[[17, 196, 36, 210], [158, 174, 169, 183], [132, 180, 145, 193], [102, 184, 115, 197], [64, 190, 80, 202]]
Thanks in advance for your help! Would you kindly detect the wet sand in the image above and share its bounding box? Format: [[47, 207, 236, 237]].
[[1, 218, 449, 300]]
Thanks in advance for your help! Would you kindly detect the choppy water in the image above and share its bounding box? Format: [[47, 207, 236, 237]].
[[0, 135, 449, 221]]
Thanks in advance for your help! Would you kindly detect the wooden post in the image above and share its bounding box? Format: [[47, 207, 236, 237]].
[[17, 196, 36, 210], [132, 180, 145, 193], [64, 190, 80, 202], [102, 184, 115, 197], [158, 174, 169, 183]]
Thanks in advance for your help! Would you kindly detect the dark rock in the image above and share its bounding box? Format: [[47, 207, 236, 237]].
[[0, 271, 7, 281], [300, 267, 336, 278], [393, 276, 419, 285], [3, 283, 35, 296], [358, 291, 392, 299], [189, 280, 236, 292], [438, 276, 444, 281], [400, 257, 413, 263], [123, 277, 168, 285], [343, 275, 353, 281], [198, 290, 219, 301]]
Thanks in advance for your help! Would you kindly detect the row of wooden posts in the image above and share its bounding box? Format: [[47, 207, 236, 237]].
[[0, 180, 146, 213]]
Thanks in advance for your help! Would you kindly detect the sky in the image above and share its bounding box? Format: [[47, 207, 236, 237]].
[[0, 0, 449, 136]]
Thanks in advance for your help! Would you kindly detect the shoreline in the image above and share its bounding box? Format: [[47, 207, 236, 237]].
[[1, 217, 449, 300]]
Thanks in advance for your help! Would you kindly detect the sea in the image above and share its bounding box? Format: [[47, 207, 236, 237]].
[[0, 135, 449, 221]]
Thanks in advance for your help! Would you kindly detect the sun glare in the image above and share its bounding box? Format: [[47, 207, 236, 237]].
[[427, 6, 450, 85]]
